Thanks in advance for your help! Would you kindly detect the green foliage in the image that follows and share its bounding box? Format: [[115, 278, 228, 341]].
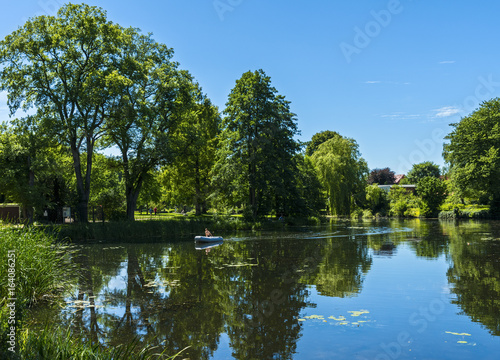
[[0, 227, 76, 307], [438, 204, 491, 219], [0, 120, 75, 223], [365, 184, 389, 215], [310, 134, 368, 216], [0, 126, 45, 221], [105, 29, 198, 220], [12, 327, 185, 360], [0, 4, 131, 222], [362, 209, 374, 218], [293, 154, 326, 216], [214, 69, 301, 218], [417, 176, 447, 217], [367, 167, 395, 185], [406, 161, 441, 184], [387, 185, 421, 217], [160, 99, 221, 215], [305, 130, 341, 157], [88, 154, 126, 221], [444, 98, 500, 213]]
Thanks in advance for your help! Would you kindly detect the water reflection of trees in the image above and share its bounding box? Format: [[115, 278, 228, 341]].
[[361, 219, 450, 258], [57, 231, 377, 359], [301, 238, 372, 298], [444, 221, 500, 336]]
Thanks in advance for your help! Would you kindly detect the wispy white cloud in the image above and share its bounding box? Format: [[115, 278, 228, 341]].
[[365, 81, 411, 85], [434, 106, 460, 117], [439, 60, 456, 64], [379, 112, 422, 121]]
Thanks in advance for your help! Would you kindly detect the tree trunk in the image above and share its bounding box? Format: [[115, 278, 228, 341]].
[[125, 176, 144, 221], [70, 143, 89, 223], [126, 189, 140, 221]]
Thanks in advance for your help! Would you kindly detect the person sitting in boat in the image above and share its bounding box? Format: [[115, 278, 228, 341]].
[[205, 228, 213, 237]]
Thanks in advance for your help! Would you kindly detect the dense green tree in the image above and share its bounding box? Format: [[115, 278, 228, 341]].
[[305, 130, 341, 157], [105, 29, 197, 221], [367, 167, 395, 185], [160, 98, 221, 215], [88, 153, 125, 221], [310, 134, 368, 216], [406, 161, 441, 184], [293, 154, 325, 215], [417, 176, 447, 217], [0, 124, 45, 222], [444, 98, 500, 212], [365, 184, 389, 215], [0, 117, 71, 223], [214, 69, 300, 219], [136, 170, 162, 213], [387, 185, 421, 217], [0, 4, 129, 222]]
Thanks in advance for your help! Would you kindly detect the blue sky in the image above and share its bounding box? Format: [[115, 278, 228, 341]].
[[2, 0, 500, 174]]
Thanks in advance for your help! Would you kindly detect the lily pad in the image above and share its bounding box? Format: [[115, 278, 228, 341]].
[[348, 310, 370, 317], [445, 331, 471, 336]]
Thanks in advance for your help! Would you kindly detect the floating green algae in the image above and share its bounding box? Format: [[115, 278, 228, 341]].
[[445, 331, 471, 336], [348, 310, 370, 317], [299, 309, 371, 327]]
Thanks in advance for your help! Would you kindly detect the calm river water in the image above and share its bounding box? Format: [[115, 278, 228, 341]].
[[31, 220, 500, 359]]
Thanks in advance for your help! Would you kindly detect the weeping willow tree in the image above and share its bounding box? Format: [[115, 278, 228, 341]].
[[310, 135, 368, 216]]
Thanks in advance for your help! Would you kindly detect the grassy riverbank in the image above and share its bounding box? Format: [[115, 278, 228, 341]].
[[0, 227, 186, 359]]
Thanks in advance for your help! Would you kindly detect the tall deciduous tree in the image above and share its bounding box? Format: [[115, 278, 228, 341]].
[[214, 70, 300, 219], [105, 30, 197, 220], [367, 167, 395, 185], [406, 161, 441, 184], [160, 98, 221, 215], [417, 176, 447, 217], [305, 130, 341, 157], [0, 4, 128, 222], [444, 98, 500, 212], [311, 134, 368, 216]]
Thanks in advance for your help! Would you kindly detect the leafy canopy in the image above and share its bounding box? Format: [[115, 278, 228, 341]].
[[311, 134, 368, 216], [367, 167, 395, 185], [406, 161, 440, 184], [0, 3, 130, 221], [444, 98, 500, 210]]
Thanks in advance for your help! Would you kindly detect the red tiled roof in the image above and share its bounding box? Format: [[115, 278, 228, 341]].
[[394, 174, 405, 184]]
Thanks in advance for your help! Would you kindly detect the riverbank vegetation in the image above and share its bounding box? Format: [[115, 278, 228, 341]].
[[0, 227, 187, 359]]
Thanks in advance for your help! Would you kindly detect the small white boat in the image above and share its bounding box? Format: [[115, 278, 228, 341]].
[[195, 236, 224, 242]]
